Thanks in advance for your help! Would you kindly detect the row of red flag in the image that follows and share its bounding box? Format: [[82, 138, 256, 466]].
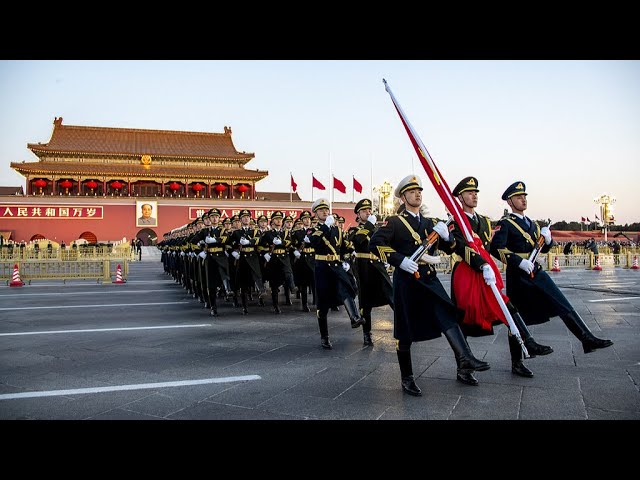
[[290, 174, 362, 194], [581, 215, 600, 223]]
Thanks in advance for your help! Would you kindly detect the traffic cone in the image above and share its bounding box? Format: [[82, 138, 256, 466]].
[[631, 255, 639, 270], [112, 264, 126, 283], [9, 264, 24, 287], [593, 255, 602, 271], [551, 256, 561, 272]]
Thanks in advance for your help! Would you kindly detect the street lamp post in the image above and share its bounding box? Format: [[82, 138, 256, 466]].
[[374, 180, 393, 217], [593, 193, 616, 242]]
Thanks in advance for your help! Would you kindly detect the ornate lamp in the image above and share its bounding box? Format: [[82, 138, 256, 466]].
[[86, 180, 98, 194], [214, 183, 227, 199], [237, 184, 249, 199], [34, 179, 47, 194], [59, 179, 73, 195], [192, 183, 204, 197]]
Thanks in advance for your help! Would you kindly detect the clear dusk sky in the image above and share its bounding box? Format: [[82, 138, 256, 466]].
[[1, 60, 638, 224]]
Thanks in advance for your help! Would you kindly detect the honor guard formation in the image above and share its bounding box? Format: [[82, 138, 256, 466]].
[[157, 175, 613, 397]]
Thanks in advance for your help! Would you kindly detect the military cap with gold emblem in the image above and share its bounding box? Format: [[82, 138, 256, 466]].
[[239, 209, 251, 218], [299, 210, 312, 220], [354, 198, 373, 214], [270, 210, 284, 220], [294, 218, 303, 226], [337, 215, 345, 224], [284, 215, 294, 223], [208, 208, 221, 217], [231, 214, 241, 223], [257, 214, 268, 223], [501, 181, 527, 200], [311, 198, 330, 213], [222, 217, 231, 225], [394, 174, 423, 198], [452, 176, 479, 196]]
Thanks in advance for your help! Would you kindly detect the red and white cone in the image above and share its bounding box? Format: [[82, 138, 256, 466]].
[[9, 264, 24, 287], [631, 255, 639, 270], [593, 255, 602, 271], [112, 264, 126, 284], [551, 256, 561, 272]]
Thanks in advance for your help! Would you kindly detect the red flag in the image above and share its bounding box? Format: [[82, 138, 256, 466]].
[[384, 79, 515, 335], [333, 176, 346, 194], [312, 175, 325, 190], [595, 214, 600, 220], [587, 217, 591, 222], [290, 174, 297, 192], [353, 176, 363, 194], [581, 217, 586, 222]]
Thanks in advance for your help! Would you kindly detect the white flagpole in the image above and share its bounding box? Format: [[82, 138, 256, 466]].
[[352, 175, 354, 203], [289, 171, 292, 203], [329, 153, 333, 213], [370, 152, 373, 201], [311, 172, 314, 202]]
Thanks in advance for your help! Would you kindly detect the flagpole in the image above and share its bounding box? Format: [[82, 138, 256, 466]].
[[352, 175, 354, 203], [311, 172, 314, 202], [370, 152, 373, 201], [329, 153, 333, 213], [290, 171, 292, 203]]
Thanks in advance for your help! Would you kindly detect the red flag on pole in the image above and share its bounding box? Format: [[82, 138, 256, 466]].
[[383, 79, 526, 349], [290, 174, 297, 192], [587, 217, 591, 222], [595, 214, 600, 220], [353, 176, 363, 194], [581, 217, 586, 222], [312, 175, 326, 190], [333, 176, 346, 194]]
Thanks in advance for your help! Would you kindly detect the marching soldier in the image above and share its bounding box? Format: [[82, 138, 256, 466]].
[[259, 211, 296, 313], [203, 208, 232, 316], [490, 181, 613, 354], [449, 177, 547, 384], [228, 210, 265, 314], [369, 174, 489, 396], [350, 198, 393, 347], [226, 215, 241, 307], [310, 198, 365, 349], [291, 210, 316, 312]]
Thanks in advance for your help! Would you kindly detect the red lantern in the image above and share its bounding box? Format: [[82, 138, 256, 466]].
[[34, 179, 47, 194], [192, 183, 204, 198], [86, 180, 98, 190], [110, 181, 123, 190], [169, 182, 181, 192], [214, 183, 227, 198], [237, 184, 249, 199], [59, 179, 73, 194]]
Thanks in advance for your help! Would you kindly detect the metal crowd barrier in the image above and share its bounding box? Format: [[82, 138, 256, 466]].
[[1, 259, 129, 284]]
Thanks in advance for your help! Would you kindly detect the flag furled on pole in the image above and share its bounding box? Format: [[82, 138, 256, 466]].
[[333, 176, 346, 194], [353, 176, 363, 194], [587, 217, 591, 222], [383, 79, 527, 355], [595, 214, 600, 220], [291, 174, 297, 193], [312, 175, 326, 190], [581, 216, 586, 222]]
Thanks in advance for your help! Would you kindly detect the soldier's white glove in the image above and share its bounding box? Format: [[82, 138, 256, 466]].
[[231, 251, 240, 260], [420, 253, 441, 264], [240, 237, 250, 246], [433, 221, 450, 242], [205, 235, 216, 244], [384, 262, 390, 269], [224, 251, 229, 257], [540, 226, 552, 245], [342, 261, 350, 272], [264, 253, 271, 262], [518, 258, 535, 274], [324, 215, 335, 227], [481, 264, 496, 285], [180, 251, 185, 256], [293, 249, 301, 259], [367, 214, 377, 225], [198, 251, 207, 260], [303, 235, 311, 243], [273, 237, 282, 245], [198, 240, 205, 247], [399, 257, 419, 274]]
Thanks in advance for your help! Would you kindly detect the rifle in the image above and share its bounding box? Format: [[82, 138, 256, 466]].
[[528, 218, 551, 278], [409, 214, 453, 279]]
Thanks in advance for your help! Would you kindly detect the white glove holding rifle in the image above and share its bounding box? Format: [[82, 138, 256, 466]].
[[399, 257, 419, 274], [433, 221, 450, 242], [540, 226, 552, 245], [519, 258, 535, 274]]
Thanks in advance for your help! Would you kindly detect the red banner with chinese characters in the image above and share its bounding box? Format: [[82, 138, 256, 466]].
[[189, 207, 304, 220], [1, 205, 104, 219]]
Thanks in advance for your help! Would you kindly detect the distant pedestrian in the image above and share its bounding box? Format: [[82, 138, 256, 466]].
[[136, 238, 143, 261]]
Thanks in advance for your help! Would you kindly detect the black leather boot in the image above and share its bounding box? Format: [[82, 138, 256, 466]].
[[510, 307, 553, 357], [301, 289, 310, 312], [232, 293, 240, 308], [241, 291, 248, 315], [210, 296, 218, 317], [397, 349, 421, 396], [342, 297, 365, 328], [443, 326, 488, 386], [560, 310, 613, 353], [284, 286, 293, 306], [317, 311, 332, 349], [362, 309, 373, 346], [509, 334, 533, 377], [272, 291, 281, 314]]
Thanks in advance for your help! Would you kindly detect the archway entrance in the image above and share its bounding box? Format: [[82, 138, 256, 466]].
[[136, 228, 157, 246], [79, 231, 98, 244]]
